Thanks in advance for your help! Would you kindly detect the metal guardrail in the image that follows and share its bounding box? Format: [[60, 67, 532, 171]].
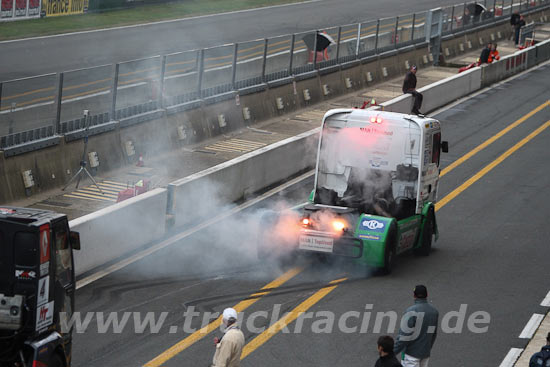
[[0, 0, 549, 151]]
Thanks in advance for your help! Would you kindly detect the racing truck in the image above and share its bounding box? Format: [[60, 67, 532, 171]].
[[258, 109, 448, 273], [0, 207, 80, 367]]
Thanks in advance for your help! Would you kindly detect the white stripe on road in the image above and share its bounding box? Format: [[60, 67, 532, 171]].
[[499, 348, 523, 367], [519, 313, 545, 339], [541, 290, 550, 307]]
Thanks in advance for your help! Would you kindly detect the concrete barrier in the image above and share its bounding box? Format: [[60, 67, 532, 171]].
[[168, 128, 320, 228], [70, 188, 168, 275], [380, 67, 482, 114]]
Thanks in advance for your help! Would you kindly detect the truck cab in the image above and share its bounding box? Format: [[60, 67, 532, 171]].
[[0, 207, 80, 367]]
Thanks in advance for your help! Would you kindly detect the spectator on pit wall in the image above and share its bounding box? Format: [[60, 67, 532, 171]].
[[479, 42, 492, 64], [515, 14, 526, 45], [488, 43, 500, 63], [375, 336, 402, 367], [510, 10, 521, 40], [529, 332, 550, 367], [402, 65, 423, 115], [211, 308, 245, 367], [394, 285, 439, 367]]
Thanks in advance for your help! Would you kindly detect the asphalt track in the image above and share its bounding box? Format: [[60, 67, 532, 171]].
[[71, 63, 550, 366]]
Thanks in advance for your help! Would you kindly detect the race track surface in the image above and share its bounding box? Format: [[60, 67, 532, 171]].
[[71, 63, 550, 366]]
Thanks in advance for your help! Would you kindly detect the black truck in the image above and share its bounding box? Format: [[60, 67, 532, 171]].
[[0, 207, 80, 367]]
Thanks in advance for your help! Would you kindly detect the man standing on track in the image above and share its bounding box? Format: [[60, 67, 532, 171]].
[[394, 285, 439, 367], [211, 308, 245, 367], [402, 65, 423, 115]]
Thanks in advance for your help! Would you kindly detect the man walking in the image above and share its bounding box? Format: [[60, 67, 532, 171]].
[[375, 335, 402, 367], [402, 65, 423, 115], [211, 308, 245, 367], [529, 332, 550, 367], [394, 285, 439, 367]]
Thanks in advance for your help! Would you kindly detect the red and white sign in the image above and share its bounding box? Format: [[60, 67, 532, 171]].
[[299, 235, 334, 253], [37, 276, 50, 307], [36, 301, 54, 331], [39, 224, 50, 265]]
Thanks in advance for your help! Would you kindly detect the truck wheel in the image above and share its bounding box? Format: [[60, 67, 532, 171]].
[[415, 211, 434, 256], [380, 223, 398, 275]]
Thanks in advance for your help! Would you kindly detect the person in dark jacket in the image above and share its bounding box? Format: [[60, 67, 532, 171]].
[[402, 65, 423, 115], [479, 42, 492, 64], [515, 15, 526, 45], [375, 336, 402, 367], [510, 10, 520, 40], [529, 332, 550, 367], [394, 285, 439, 367]]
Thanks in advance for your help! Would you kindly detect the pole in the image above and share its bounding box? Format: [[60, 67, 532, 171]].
[[374, 19, 380, 53], [394, 16, 399, 48], [289, 34, 296, 74], [411, 13, 416, 40], [355, 23, 362, 56], [463, 2, 467, 29], [111, 63, 119, 120], [54, 72, 63, 134], [313, 30, 319, 67], [197, 48, 204, 98], [261, 38, 268, 82], [335, 26, 342, 61], [159, 55, 166, 108], [231, 43, 238, 90]]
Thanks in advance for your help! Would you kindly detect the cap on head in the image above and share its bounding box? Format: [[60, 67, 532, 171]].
[[411, 65, 417, 71], [413, 285, 428, 298], [222, 308, 238, 322]]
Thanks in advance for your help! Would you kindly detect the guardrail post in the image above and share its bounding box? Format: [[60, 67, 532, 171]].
[[111, 63, 119, 121], [313, 30, 319, 68], [261, 38, 268, 83], [374, 19, 380, 53], [463, 2, 467, 29], [394, 16, 399, 48], [450, 7, 455, 30], [159, 55, 166, 108], [335, 26, 342, 61], [197, 49, 204, 98], [493, 0, 497, 21], [288, 34, 295, 75], [54, 72, 63, 134], [355, 23, 362, 56], [411, 13, 416, 40], [231, 43, 238, 90]]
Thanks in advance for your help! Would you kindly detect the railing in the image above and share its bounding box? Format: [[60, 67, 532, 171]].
[[0, 0, 549, 150]]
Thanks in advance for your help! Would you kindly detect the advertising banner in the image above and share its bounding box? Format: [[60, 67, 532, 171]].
[[41, 0, 87, 16], [0, 0, 41, 20]]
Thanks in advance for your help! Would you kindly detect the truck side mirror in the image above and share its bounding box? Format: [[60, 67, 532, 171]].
[[70, 231, 81, 250], [441, 141, 449, 153]]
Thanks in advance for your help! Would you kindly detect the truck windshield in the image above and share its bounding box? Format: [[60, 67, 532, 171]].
[[314, 116, 421, 217]]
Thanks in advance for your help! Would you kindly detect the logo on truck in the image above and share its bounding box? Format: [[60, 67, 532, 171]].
[[361, 219, 385, 231]]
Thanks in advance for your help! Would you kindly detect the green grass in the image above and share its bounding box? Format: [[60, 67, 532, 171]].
[[0, 0, 305, 40]]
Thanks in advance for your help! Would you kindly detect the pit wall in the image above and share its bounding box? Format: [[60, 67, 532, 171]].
[[67, 36, 550, 277]]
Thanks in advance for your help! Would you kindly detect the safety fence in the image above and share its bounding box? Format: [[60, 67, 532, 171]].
[[0, 0, 549, 152]]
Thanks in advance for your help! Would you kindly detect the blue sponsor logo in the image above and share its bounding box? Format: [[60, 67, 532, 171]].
[[360, 219, 386, 232]]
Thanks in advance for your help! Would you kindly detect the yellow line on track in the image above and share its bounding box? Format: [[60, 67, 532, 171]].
[[63, 192, 115, 202], [143, 266, 304, 367], [240, 277, 347, 360], [436, 120, 550, 212], [62, 194, 104, 202], [440, 100, 550, 178]]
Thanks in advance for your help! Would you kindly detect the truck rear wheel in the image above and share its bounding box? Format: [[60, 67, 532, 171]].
[[415, 211, 434, 256], [380, 223, 398, 275]]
